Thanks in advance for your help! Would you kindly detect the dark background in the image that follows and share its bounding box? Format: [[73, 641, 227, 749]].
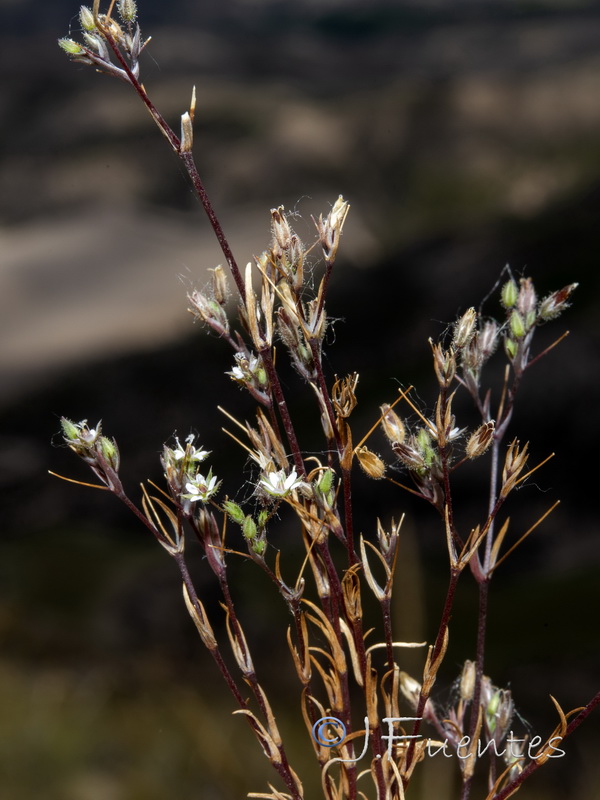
[[1, 1, 599, 798]]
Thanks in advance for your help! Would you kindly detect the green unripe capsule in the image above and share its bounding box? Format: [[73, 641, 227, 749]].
[[501, 279, 518, 309], [223, 501, 245, 525], [243, 516, 257, 541]]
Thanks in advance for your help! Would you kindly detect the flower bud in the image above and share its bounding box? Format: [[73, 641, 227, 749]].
[[315, 195, 350, 263], [399, 671, 422, 710], [61, 418, 101, 448], [485, 687, 514, 742], [79, 5, 96, 31], [271, 206, 293, 253], [317, 468, 334, 495], [509, 310, 526, 339], [496, 690, 514, 737], [314, 468, 336, 508], [416, 428, 435, 467], [516, 277, 537, 316], [479, 320, 499, 362], [83, 32, 105, 54], [460, 660, 476, 702], [501, 279, 518, 309], [99, 436, 120, 471], [60, 417, 80, 440], [380, 404, 406, 445], [453, 307, 477, 350], [188, 290, 229, 336], [504, 336, 518, 360], [486, 691, 501, 732], [117, 0, 137, 22], [257, 510, 269, 528], [538, 282, 578, 321], [252, 538, 267, 556], [223, 500, 245, 525], [212, 265, 229, 306], [243, 515, 257, 541], [58, 38, 85, 55]]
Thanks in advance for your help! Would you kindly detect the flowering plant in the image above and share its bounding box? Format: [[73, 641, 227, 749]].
[[56, 3, 598, 799]]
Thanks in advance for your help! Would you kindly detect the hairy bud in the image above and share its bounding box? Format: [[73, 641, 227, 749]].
[[79, 5, 96, 31], [356, 446, 385, 479], [117, 0, 138, 23], [538, 283, 578, 321], [380, 404, 406, 445], [58, 37, 85, 55], [501, 279, 518, 309], [453, 307, 477, 350]]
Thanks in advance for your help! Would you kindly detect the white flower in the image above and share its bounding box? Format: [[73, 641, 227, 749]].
[[182, 470, 220, 503], [260, 468, 304, 498], [226, 353, 264, 384], [429, 423, 464, 444], [171, 435, 210, 463]]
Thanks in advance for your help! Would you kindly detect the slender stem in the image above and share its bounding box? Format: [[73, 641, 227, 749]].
[[483, 438, 501, 570], [180, 152, 246, 300], [259, 346, 306, 476], [460, 577, 489, 800], [492, 690, 600, 800], [174, 553, 244, 701], [403, 567, 460, 785], [308, 337, 357, 565], [101, 28, 247, 301], [315, 259, 335, 325], [381, 597, 395, 671], [177, 555, 302, 800], [97, 26, 181, 151]]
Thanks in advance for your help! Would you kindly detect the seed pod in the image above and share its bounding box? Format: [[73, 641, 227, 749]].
[[380, 403, 406, 445], [453, 307, 477, 350], [212, 265, 229, 305], [117, 0, 137, 23], [399, 671, 422, 710], [538, 283, 578, 321], [356, 446, 385, 479], [460, 660, 476, 702], [466, 421, 495, 459]]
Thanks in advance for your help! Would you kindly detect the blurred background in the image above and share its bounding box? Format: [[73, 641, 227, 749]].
[[1, 0, 599, 798]]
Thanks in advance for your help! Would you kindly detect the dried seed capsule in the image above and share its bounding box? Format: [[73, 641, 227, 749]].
[[460, 660, 476, 702], [380, 404, 406, 445], [356, 446, 385, 479], [538, 283, 578, 321], [466, 421, 495, 459], [212, 265, 229, 305], [453, 307, 477, 350]]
